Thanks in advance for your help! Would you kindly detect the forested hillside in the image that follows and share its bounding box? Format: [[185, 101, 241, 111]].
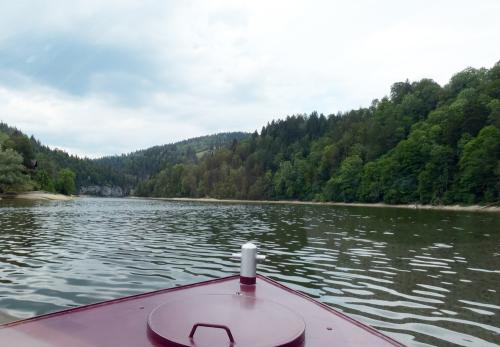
[[95, 132, 248, 182], [0, 124, 248, 195], [136, 62, 500, 205], [1, 62, 499, 203]]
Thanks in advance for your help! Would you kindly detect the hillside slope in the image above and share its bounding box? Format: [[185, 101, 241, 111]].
[[2, 62, 499, 204], [0, 124, 248, 195], [136, 62, 500, 205]]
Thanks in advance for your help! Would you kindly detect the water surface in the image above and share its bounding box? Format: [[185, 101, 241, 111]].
[[0, 197, 498, 346]]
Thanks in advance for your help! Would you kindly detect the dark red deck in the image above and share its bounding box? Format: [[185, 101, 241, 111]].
[[0, 275, 403, 346]]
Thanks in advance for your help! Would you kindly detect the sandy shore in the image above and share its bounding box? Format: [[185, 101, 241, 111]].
[[154, 197, 500, 213], [4, 191, 73, 201]]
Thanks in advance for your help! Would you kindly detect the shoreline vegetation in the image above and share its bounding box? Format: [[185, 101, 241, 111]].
[[151, 197, 500, 213]]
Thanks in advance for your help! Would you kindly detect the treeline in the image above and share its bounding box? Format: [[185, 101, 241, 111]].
[[0, 126, 77, 194], [136, 62, 500, 205], [95, 132, 248, 181], [2, 63, 499, 204], [0, 123, 248, 195]]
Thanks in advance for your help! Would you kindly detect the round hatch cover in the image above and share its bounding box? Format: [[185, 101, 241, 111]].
[[148, 294, 305, 347]]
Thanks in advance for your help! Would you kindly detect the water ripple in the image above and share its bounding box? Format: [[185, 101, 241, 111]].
[[0, 197, 499, 346]]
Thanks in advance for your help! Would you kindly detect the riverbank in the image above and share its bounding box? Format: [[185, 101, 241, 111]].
[[155, 197, 500, 213], [0, 191, 73, 201]]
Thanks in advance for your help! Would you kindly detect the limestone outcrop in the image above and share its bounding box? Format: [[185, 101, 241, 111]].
[[79, 185, 124, 197]]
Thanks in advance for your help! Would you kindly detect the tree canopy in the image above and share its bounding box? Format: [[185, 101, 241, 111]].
[[1, 61, 499, 205], [134, 62, 500, 205]]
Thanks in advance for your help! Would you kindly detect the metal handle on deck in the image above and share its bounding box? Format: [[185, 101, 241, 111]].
[[189, 323, 235, 343]]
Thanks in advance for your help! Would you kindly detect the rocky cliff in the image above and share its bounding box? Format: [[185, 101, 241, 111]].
[[79, 185, 125, 197]]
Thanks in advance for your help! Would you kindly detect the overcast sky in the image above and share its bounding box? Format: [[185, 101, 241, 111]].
[[0, 1, 499, 158]]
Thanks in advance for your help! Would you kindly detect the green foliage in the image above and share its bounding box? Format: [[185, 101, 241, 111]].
[[0, 122, 247, 195], [0, 148, 31, 193], [1, 61, 499, 205], [358, 161, 383, 202], [95, 132, 248, 181], [56, 169, 76, 195], [3, 132, 35, 167], [324, 155, 363, 202], [488, 99, 500, 128], [455, 126, 500, 203], [35, 170, 56, 192], [0, 131, 8, 146], [417, 144, 454, 204], [132, 62, 499, 205]]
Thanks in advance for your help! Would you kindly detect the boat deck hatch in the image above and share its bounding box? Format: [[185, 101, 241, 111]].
[[0, 275, 403, 346], [0, 243, 404, 346], [148, 294, 305, 346]]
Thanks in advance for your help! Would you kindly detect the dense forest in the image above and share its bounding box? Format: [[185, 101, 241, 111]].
[[1, 62, 499, 204], [0, 124, 247, 196], [135, 62, 500, 204], [94, 132, 249, 182]]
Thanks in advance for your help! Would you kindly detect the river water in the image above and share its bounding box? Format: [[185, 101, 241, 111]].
[[0, 197, 498, 346]]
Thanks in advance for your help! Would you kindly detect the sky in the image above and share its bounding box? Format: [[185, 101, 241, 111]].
[[0, 1, 499, 158]]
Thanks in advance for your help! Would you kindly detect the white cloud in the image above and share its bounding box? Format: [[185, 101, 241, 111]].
[[0, 0, 499, 157], [0, 86, 204, 157]]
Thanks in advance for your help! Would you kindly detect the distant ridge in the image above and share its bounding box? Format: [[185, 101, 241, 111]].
[[0, 123, 249, 194]]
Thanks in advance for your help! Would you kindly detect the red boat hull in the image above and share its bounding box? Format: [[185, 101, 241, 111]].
[[0, 275, 403, 346]]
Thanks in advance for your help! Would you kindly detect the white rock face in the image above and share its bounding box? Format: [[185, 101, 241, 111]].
[[79, 185, 124, 197]]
